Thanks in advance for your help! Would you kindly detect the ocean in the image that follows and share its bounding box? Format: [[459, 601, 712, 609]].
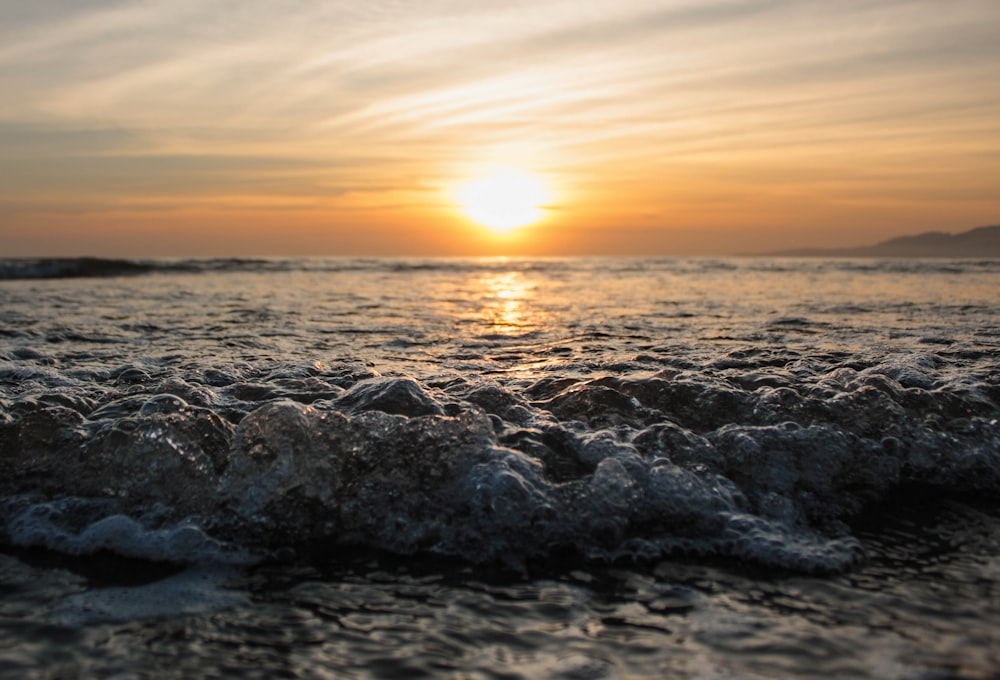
[[0, 256, 997, 679]]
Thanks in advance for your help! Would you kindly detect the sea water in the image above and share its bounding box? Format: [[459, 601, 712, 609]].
[[0, 256, 997, 678]]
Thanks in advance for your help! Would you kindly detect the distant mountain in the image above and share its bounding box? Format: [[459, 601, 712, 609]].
[[757, 224, 1000, 258]]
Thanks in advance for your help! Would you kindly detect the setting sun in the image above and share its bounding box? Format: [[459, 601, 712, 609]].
[[456, 168, 551, 234]]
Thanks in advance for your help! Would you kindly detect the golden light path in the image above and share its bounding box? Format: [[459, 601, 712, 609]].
[[455, 167, 552, 234], [481, 271, 533, 334]]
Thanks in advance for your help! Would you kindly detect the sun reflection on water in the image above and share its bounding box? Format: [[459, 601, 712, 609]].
[[479, 271, 536, 335]]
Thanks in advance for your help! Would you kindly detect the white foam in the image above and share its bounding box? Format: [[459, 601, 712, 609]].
[[8, 502, 259, 566]]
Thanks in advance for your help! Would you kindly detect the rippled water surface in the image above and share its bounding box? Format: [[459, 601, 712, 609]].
[[1, 257, 998, 678]]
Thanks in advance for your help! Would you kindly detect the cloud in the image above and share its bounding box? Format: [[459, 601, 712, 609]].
[[0, 0, 998, 253]]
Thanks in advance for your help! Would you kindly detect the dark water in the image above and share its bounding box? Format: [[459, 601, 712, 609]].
[[0, 257, 998, 678]]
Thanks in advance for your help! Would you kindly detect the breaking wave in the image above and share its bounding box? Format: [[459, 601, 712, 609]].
[[3, 256, 998, 281], [2, 359, 996, 574]]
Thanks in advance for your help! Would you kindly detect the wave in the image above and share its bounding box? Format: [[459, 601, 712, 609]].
[[3, 255, 998, 281], [2, 356, 997, 574], [0, 257, 163, 280], [0, 256, 596, 281], [0, 257, 321, 280]]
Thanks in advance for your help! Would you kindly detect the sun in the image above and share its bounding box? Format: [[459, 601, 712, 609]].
[[456, 167, 551, 234]]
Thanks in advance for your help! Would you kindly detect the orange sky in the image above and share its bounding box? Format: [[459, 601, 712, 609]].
[[1, 0, 999, 256]]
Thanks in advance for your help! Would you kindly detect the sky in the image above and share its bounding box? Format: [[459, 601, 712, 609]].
[[1, 0, 998, 257]]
